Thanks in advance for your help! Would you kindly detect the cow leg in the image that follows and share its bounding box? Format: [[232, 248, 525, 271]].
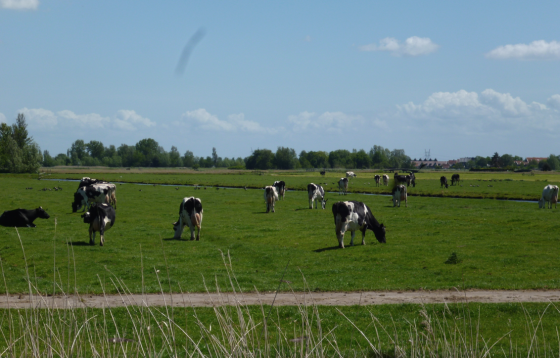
[[350, 231, 356, 246], [174, 217, 184, 239], [89, 227, 95, 245], [190, 226, 195, 240], [309, 198, 313, 209], [361, 228, 366, 245], [271, 200, 275, 213]]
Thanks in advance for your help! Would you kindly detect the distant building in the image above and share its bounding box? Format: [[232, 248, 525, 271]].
[[525, 157, 547, 163]]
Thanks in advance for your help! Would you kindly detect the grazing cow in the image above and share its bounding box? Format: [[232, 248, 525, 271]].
[[374, 175, 381, 187], [451, 174, 460, 186], [331, 201, 386, 248], [392, 185, 408, 207], [320, 171, 326, 176], [338, 178, 348, 195], [264, 186, 279, 213], [72, 183, 116, 212], [539, 185, 559, 209], [382, 175, 389, 186], [0, 207, 50, 227], [307, 183, 327, 209], [346, 171, 357, 178], [440, 176, 448, 188], [81, 203, 115, 246], [173, 197, 203, 240], [273, 181, 286, 200]]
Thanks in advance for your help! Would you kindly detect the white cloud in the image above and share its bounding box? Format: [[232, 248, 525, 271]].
[[181, 108, 279, 133], [0, 0, 39, 10], [397, 89, 560, 133], [0, 113, 6, 123], [359, 36, 439, 57], [20, 108, 155, 131], [486, 40, 560, 60], [288, 111, 365, 132]]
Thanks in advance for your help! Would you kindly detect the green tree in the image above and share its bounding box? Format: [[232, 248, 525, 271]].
[[275, 147, 299, 169], [491, 152, 500, 167], [328, 149, 353, 168], [87, 140, 105, 160], [183, 150, 196, 167], [547, 154, 560, 170], [169, 146, 183, 167], [353, 149, 371, 169], [245, 149, 275, 169], [212, 147, 218, 166], [499, 154, 514, 167]]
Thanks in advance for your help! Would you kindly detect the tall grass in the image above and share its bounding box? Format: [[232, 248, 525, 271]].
[[1, 228, 559, 357]]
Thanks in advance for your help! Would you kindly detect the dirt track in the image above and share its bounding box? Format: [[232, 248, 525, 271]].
[[3, 290, 560, 309]]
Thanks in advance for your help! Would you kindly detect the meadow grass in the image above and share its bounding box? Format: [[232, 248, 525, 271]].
[[39, 168, 560, 200], [1, 174, 560, 294]]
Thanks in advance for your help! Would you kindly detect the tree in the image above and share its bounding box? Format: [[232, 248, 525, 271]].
[[275, 147, 298, 169], [183, 150, 196, 167], [499, 154, 514, 167], [245, 149, 275, 169], [169, 146, 182, 167], [212, 147, 218, 166], [547, 154, 560, 170], [0, 114, 42, 173], [328, 149, 353, 168], [43, 150, 55, 167], [353, 149, 371, 169], [491, 152, 500, 167], [135, 138, 159, 166], [87, 140, 105, 160]]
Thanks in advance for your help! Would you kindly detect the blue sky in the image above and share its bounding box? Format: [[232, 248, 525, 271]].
[[1, 0, 559, 160]]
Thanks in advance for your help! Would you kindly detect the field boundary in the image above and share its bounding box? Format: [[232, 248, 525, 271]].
[[4, 290, 560, 309]]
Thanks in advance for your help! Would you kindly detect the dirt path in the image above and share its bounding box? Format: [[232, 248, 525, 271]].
[[3, 290, 560, 309]]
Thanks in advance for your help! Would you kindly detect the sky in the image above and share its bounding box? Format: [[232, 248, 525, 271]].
[[1, 0, 559, 161]]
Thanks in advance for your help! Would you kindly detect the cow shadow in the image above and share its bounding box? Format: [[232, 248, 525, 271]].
[[67, 241, 91, 246], [295, 208, 311, 211], [162, 237, 189, 241], [314, 246, 342, 253]]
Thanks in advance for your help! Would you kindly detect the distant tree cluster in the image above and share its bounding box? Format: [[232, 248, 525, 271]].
[[448, 152, 560, 171], [0, 114, 42, 173]]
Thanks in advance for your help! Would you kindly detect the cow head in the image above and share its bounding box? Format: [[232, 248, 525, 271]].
[[321, 198, 328, 210], [81, 211, 92, 224], [373, 224, 386, 243], [37, 207, 50, 219]]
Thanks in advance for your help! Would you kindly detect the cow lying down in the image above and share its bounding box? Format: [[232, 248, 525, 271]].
[[173, 197, 203, 240], [0, 207, 50, 227], [81, 203, 116, 246], [332, 201, 386, 248]]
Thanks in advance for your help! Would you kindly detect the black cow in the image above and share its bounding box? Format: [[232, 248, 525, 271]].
[[273, 181, 286, 200], [331, 201, 386, 248], [440, 176, 448, 188], [72, 184, 113, 212], [173, 197, 203, 240], [451, 174, 460, 186], [0, 207, 50, 227], [81, 203, 116, 246], [320, 171, 326, 176], [374, 175, 381, 187]]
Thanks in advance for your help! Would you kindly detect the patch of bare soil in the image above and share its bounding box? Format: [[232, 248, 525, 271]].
[[4, 290, 560, 309]]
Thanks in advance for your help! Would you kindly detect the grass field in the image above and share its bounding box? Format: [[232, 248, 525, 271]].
[[40, 167, 560, 200], [1, 171, 560, 294]]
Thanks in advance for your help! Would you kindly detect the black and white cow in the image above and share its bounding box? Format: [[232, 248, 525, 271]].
[[440, 176, 448, 188], [338, 178, 348, 195], [72, 183, 116, 212], [451, 174, 460, 186], [0, 207, 50, 227], [382, 174, 389, 186], [320, 170, 326, 176], [273, 181, 286, 200], [374, 175, 381, 187], [81, 203, 115, 246], [264, 186, 279, 213], [331, 201, 386, 248], [346, 171, 357, 178], [391, 185, 407, 207], [307, 183, 327, 209], [173, 197, 203, 240]]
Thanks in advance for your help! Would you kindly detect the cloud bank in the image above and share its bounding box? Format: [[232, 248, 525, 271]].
[[181, 109, 279, 134], [20, 108, 155, 131], [397, 89, 560, 133], [360, 36, 439, 57], [0, 0, 39, 10], [486, 40, 560, 60], [288, 111, 365, 132]]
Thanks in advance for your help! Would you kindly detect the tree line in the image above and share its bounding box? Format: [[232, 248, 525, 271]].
[[2, 114, 560, 172]]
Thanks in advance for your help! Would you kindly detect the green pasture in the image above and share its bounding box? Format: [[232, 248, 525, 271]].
[[0, 173, 559, 294], [42, 169, 560, 200]]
